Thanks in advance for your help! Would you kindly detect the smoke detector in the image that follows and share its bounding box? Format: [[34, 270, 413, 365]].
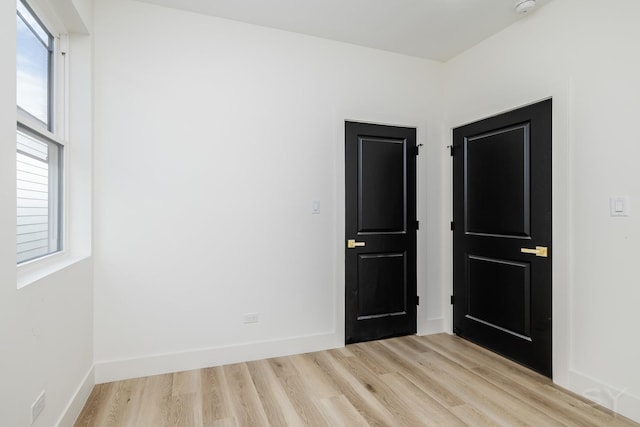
[[514, 0, 536, 14]]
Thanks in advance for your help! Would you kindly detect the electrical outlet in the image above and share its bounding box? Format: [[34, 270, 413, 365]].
[[31, 390, 46, 425], [243, 313, 259, 324]]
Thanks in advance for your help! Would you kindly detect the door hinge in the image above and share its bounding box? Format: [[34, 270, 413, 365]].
[[414, 143, 423, 156], [416, 296, 420, 306], [416, 220, 420, 230], [450, 221, 454, 231], [450, 295, 455, 305]]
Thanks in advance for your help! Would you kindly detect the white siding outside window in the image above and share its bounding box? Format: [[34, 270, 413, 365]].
[[16, 127, 62, 263]]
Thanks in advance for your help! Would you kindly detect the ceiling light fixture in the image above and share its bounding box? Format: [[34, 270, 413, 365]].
[[514, 0, 536, 14]]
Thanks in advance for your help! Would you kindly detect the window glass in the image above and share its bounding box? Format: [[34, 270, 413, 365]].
[[16, 0, 52, 127], [16, 129, 62, 264]]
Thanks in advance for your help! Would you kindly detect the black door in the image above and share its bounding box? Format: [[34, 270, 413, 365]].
[[345, 121, 417, 344], [452, 99, 552, 377]]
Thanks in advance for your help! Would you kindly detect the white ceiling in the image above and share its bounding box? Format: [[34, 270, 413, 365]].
[[136, 0, 553, 61]]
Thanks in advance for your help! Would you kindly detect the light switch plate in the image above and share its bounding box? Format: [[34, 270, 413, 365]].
[[610, 196, 630, 216]]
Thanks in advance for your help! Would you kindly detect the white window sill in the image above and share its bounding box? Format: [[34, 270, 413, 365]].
[[17, 251, 90, 289]]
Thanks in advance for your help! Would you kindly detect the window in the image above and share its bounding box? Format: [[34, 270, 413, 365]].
[[16, 0, 64, 264]]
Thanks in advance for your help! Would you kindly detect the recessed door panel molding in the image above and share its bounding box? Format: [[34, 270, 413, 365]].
[[465, 123, 531, 238], [357, 252, 407, 320], [466, 255, 531, 340], [358, 136, 407, 234]]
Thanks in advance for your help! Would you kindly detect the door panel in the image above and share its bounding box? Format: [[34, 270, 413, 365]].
[[359, 137, 406, 233], [467, 255, 531, 338], [346, 121, 417, 344], [357, 252, 406, 319], [453, 99, 552, 377], [466, 124, 530, 237]]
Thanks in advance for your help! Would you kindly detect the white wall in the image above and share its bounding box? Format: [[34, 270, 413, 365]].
[[0, 0, 94, 425], [444, 0, 640, 421], [93, 0, 444, 382]]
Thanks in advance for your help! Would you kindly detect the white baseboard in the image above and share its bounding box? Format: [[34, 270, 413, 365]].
[[417, 318, 445, 336], [56, 366, 95, 427], [568, 369, 640, 423], [94, 332, 340, 384]]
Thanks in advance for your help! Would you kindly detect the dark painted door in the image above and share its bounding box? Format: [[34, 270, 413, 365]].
[[345, 121, 417, 344], [452, 99, 552, 377]]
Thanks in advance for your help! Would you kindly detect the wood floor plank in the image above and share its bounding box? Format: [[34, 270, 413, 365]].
[[449, 403, 502, 427], [364, 339, 465, 408], [420, 334, 638, 427], [331, 346, 356, 358], [132, 374, 173, 427], [247, 359, 306, 426], [75, 334, 640, 427], [205, 418, 236, 427], [74, 382, 113, 427], [172, 369, 201, 396], [168, 392, 203, 427], [289, 353, 341, 400], [538, 384, 638, 427], [305, 351, 398, 427], [330, 348, 432, 426], [392, 334, 433, 354], [200, 366, 235, 425], [421, 333, 535, 377], [345, 342, 392, 376], [267, 356, 330, 426], [222, 363, 269, 427], [416, 347, 566, 426], [318, 395, 370, 427], [472, 365, 608, 427], [380, 372, 467, 426], [102, 378, 146, 427]]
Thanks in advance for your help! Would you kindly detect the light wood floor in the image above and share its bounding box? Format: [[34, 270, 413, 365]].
[[75, 333, 638, 426]]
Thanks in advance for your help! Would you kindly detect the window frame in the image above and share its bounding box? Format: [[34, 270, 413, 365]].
[[16, 0, 69, 268]]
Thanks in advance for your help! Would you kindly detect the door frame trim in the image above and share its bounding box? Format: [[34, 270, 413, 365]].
[[445, 80, 572, 387], [336, 116, 428, 346]]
